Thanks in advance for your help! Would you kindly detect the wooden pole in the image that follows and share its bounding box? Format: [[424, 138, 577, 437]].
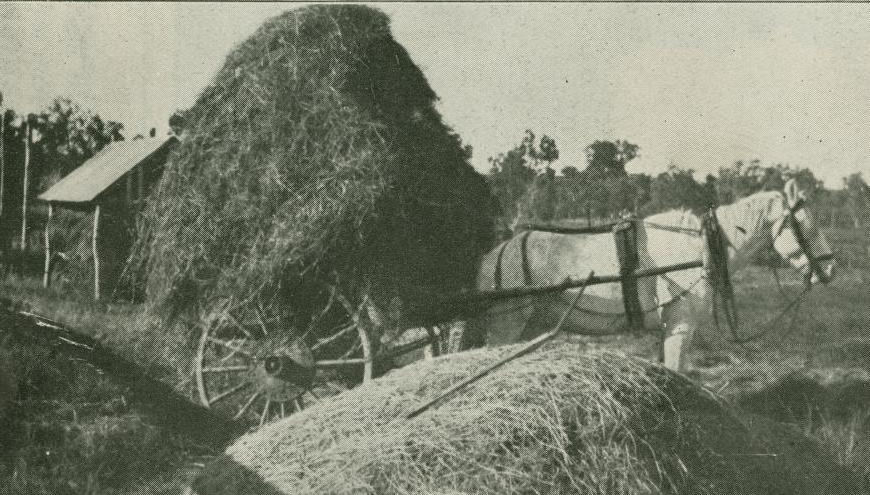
[[43, 203, 52, 288], [92, 204, 100, 301], [407, 271, 595, 420], [20, 120, 30, 252]]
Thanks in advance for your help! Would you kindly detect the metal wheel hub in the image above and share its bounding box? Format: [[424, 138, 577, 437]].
[[250, 337, 314, 402]]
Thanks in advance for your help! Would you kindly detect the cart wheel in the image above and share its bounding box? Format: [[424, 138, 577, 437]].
[[194, 295, 375, 426]]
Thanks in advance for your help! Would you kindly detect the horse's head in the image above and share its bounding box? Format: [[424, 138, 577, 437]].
[[770, 179, 835, 285]]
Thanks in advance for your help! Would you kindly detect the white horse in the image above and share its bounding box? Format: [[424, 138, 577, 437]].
[[459, 179, 835, 371]]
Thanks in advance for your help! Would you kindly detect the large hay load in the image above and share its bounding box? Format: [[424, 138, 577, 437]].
[[190, 344, 864, 495], [130, 4, 494, 326], [129, 5, 496, 421]]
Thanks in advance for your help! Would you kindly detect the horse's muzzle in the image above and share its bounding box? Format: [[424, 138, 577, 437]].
[[809, 258, 836, 286]]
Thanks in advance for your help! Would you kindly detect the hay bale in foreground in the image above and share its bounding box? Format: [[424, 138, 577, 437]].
[[191, 344, 863, 495], [129, 5, 495, 325]]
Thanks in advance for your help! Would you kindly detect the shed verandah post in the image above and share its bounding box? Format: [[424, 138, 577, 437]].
[[92, 204, 101, 301], [42, 203, 52, 288]]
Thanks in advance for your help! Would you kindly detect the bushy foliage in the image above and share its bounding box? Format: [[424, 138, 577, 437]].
[[646, 164, 714, 214], [0, 99, 124, 250]]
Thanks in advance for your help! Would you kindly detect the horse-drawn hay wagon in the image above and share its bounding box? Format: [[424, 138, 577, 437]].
[[123, 4, 835, 428]]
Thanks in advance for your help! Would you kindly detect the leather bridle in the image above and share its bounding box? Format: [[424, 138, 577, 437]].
[[772, 195, 833, 286]]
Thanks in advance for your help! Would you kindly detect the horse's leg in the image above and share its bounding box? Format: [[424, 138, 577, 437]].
[[446, 321, 468, 354], [657, 277, 697, 372], [657, 301, 674, 364], [455, 296, 536, 350], [661, 299, 696, 372]]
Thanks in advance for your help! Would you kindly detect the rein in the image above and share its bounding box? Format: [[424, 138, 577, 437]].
[[711, 194, 824, 345], [776, 197, 833, 285]]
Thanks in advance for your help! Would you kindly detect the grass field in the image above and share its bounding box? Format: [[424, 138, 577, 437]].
[[1, 258, 868, 493]]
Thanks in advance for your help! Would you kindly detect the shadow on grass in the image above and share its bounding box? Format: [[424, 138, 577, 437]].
[[0, 303, 244, 494], [738, 371, 870, 484]]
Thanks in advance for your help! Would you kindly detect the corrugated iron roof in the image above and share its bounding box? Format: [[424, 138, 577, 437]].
[[38, 136, 177, 204]]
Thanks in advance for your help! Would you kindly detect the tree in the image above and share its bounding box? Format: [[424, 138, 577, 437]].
[[487, 130, 560, 228], [647, 164, 711, 214], [568, 139, 641, 219], [529, 166, 557, 222], [844, 173, 870, 228], [585, 139, 639, 174], [32, 98, 124, 181], [0, 98, 124, 251], [714, 160, 822, 205], [525, 131, 560, 222]]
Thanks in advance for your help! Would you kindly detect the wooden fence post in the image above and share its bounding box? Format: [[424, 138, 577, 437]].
[[43, 203, 52, 288], [20, 120, 30, 253], [92, 204, 101, 301], [0, 93, 5, 221]]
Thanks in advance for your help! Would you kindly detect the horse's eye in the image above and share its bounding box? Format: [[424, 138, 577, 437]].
[[736, 226, 746, 234]]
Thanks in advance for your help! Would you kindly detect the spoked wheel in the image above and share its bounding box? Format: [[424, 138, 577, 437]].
[[194, 287, 453, 426], [194, 293, 375, 426]]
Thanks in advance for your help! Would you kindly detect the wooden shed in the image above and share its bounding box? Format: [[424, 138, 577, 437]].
[[37, 136, 177, 299]]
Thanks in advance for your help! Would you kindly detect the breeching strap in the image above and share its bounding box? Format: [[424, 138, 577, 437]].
[[613, 221, 644, 332], [493, 231, 534, 290]]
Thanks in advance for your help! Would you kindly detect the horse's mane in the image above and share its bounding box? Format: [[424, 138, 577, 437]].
[[645, 190, 784, 245]]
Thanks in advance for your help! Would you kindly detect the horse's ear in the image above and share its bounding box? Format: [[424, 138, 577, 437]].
[[784, 178, 800, 206]]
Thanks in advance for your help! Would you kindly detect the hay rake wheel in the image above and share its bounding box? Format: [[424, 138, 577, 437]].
[[194, 292, 376, 427]]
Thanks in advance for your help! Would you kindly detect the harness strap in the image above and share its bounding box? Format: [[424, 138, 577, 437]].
[[786, 198, 830, 284], [641, 220, 703, 237], [493, 239, 510, 290], [520, 222, 617, 235], [703, 206, 739, 334], [520, 230, 533, 286], [493, 231, 534, 290], [613, 221, 644, 332]]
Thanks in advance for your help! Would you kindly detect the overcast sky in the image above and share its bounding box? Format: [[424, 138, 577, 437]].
[[1, 2, 868, 188]]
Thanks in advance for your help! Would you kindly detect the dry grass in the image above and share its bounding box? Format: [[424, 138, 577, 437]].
[[0, 274, 191, 385], [193, 343, 863, 495], [128, 4, 495, 334]]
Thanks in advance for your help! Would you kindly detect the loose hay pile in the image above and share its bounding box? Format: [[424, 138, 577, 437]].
[[191, 344, 862, 495], [129, 5, 494, 325]]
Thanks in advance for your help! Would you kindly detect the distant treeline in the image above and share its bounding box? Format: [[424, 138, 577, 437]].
[[487, 130, 870, 234], [2, 97, 868, 261]]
